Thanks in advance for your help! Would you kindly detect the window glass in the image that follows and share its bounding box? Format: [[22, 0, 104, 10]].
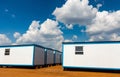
[[75, 46, 83, 51], [75, 46, 83, 55], [5, 49, 10, 55]]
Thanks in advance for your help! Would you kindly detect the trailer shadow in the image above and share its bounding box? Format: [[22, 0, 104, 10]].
[[0, 64, 61, 69], [63, 68, 120, 73]]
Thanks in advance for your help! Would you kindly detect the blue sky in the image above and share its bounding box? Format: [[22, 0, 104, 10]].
[[0, 0, 120, 50], [0, 0, 65, 36]]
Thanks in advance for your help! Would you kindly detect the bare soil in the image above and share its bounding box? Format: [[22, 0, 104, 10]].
[[0, 65, 120, 77]]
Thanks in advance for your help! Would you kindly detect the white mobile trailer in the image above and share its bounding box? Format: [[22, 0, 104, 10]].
[[63, 41, 120, 70], [0, 44, 45, 67]]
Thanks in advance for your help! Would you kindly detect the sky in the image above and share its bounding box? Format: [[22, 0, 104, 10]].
[[0, 0, 120, 51]]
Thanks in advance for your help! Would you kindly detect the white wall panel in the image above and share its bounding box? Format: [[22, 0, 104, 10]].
[[0, 46, 34, 65], [63, 43, 120, 69]]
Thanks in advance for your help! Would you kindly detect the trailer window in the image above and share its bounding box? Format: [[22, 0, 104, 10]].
[[75, 46, 83, 55], [5, 49, 10, 55]]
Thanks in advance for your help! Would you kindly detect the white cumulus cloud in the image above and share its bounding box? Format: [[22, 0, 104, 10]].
[[87, 10, 120, 41], [64, 39, 73, 42], [15, 19, 64, 51], [72, 35, 78, 40], [53, 0, 120, 42], [0, 34, 11, 45], [14, 32, 21, 39], [87, 11, 120, 34], [66, 24, 73, 29], [53, 0, 97, 27], [89, 33, 120, 42], [97, 4, 102, 9], [110, 33, 120, 41]]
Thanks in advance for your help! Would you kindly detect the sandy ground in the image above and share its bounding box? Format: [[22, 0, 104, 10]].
[[0, 65, 120, 77]]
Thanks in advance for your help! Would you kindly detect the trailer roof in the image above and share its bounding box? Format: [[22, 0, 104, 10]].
[[63, 41, 120, 44], [0, 44, 61, 52], [54, 50, 62, 53], [0, 44, 46, 49]]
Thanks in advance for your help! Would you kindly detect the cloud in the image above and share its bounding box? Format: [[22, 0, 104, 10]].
[[87, 11, 120, 34], [97, 4, 102, 9], [0, 34, 11, 45], [87, 10, 120, 41], [81, 29, 86, 32], [14, 32, 21, 39], [64, 39, 73, 42], [72, 35, 78, 40], [53, 0, 97, 27], [53, 0, 120, 41], [66, 24, 73, 29], [89, 32, 120, 41], [1, 0, 120, 50], [110, 33, 120, 41], [15, 19, 64, 50], [89, 33, 105, 41]]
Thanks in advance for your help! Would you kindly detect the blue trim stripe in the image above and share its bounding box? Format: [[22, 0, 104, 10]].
[[0, 64, 33, 66], [63, 41, 120, 44], [63, 66, 120, 71]]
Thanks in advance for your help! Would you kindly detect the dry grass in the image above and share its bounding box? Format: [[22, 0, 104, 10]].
[[0, 65, 120, 77]]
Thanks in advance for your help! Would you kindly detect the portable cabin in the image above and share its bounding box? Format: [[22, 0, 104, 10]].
[[0, 44, 45, 67], [45, 48, 54, 65], [62, 41, 120, 70], [54, 50, 62, 64]]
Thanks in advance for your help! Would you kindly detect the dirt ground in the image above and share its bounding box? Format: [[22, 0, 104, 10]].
[[0, 65, 120, 77]]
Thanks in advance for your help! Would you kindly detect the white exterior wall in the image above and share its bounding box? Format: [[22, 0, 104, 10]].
[[63, 43, 120, 69], [34, 46, 45, 65], [0, 46, 34, 66]]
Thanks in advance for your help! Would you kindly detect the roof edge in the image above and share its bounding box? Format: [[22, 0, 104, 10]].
[[62, 41, 120, 44]]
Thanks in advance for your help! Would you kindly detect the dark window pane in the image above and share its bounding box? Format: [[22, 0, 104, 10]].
[[5, 49, 10, 55], [75, 52, 84, 55], [75, 46, 83, 51], [75, 46, 84, 55]]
